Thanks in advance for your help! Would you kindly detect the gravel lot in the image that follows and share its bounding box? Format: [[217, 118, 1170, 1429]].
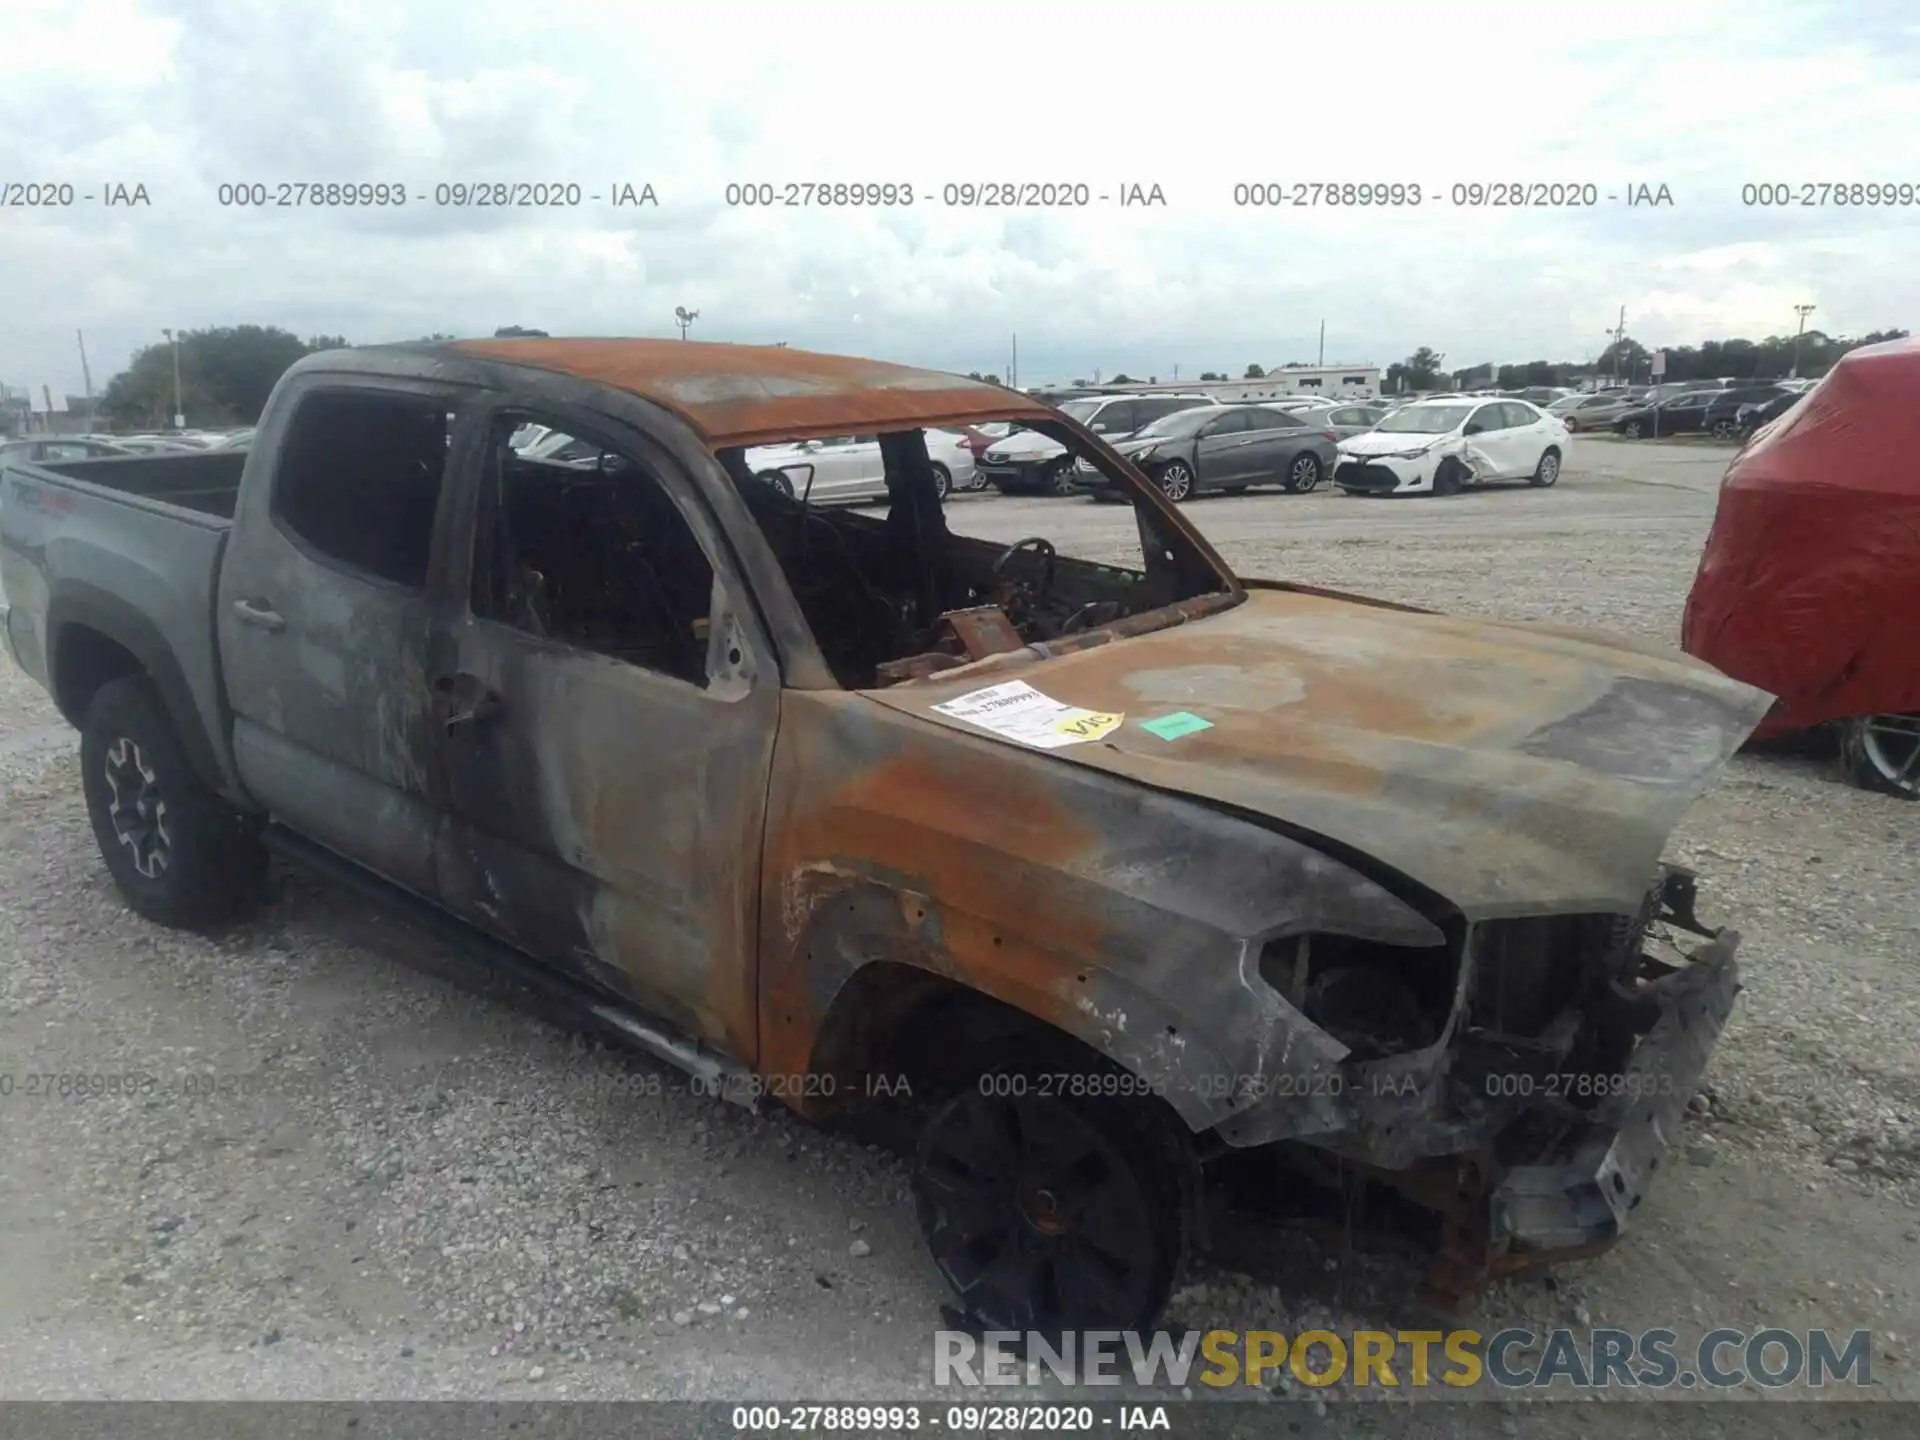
[[2, 438, 1915, 1420]]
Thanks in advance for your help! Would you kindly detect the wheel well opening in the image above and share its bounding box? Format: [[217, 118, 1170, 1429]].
[[52, 626, 142, 727], [807, 962, 1126, 1104]]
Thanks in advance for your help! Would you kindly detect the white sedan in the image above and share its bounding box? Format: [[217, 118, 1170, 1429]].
[[1332, 398, 1571, 496], [742, 429, 975, 503]]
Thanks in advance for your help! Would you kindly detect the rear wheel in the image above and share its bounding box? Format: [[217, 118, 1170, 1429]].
[[1840, 714, 1920, 798], [1284, 453, 1322, 493], [1622, 419, 1644, 439], [929, 463, 953, 501], [1048, 462, 1077, 496], [1156, 461, 1194, 502], [80, 677, 267, 928], [1530, 447, 1561, 487], [1710, 418, 1738, 440]]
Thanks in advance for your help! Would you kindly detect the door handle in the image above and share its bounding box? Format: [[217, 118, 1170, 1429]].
[[1234, 438, 1254, 446], [231, 598, 286, 632], [434, 672, 504, 736]]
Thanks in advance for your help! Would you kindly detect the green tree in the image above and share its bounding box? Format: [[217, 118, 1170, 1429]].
[[100, 325, 324, 429], [494, 325, 549, 338], [1243, 363, 1266, 379], [1111, 373, 1137, 384], [1386, 346, 1446, 392]]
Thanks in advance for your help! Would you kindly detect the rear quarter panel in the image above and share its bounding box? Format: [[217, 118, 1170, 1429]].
[[1, 461, 241, 796]]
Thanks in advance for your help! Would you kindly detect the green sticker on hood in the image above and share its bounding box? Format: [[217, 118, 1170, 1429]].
[[1139, 711, 1213, 741]]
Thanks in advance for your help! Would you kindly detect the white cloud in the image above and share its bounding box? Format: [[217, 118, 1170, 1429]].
[[2, 0, 1916, 395]]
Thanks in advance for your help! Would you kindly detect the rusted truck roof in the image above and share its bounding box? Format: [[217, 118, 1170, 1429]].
[[446, 338, 1053, 447]]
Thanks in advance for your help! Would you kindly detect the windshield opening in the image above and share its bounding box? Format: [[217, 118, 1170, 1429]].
[[1378, 405, 1472, 434], [707, 416, 1236, 691]]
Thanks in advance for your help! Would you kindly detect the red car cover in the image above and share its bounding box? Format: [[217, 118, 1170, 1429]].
[[1681, 337, 1920, 738]]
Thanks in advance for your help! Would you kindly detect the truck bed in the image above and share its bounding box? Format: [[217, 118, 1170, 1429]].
[[1, 450, 245, 798], [25, 450, 246, 521]]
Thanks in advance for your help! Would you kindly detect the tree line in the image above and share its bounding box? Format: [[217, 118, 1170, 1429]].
[[1385, 328, 1909, 394], [96, 326, 550, 429], [95, 322, 1911, 428]]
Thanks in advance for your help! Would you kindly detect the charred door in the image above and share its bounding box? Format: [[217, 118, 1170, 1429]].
[[428, 400, 779, 1061]]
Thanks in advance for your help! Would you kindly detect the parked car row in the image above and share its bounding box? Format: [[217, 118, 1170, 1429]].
[[1610, 383, 1798, 439], [0, 427, 256, 464], [707, 368, 1804, 513]]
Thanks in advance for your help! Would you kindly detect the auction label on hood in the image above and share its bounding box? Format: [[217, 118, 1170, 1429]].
[[932, 680, 1123, 749]]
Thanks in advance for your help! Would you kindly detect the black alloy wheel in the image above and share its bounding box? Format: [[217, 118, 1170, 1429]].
[[913, 1087, 1181, 1334]]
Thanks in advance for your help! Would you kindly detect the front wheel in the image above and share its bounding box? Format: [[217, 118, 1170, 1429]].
[[913, 1084, 1185, 1333], [1530, 447, 1561, 487], [80, 677, 267, 928], [1839, 714, 1920, 798], [1622, 420, 1644, 439], [1155, 461, 1194, 503], [1710, 418, 1738, 439], [1432, 458, 1464, 496], [1284, 452, 1322, 493]]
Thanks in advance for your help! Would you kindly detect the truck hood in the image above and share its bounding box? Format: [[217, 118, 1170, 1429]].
[[863, 586, 1773, 919]]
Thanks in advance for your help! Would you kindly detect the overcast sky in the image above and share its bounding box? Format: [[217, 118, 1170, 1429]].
[[4, 0, 1918, 397]]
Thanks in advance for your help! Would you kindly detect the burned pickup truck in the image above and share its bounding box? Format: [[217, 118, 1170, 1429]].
[[0, 339, 1770, 1331]]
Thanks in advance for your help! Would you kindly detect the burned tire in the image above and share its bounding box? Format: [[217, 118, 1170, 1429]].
[[1839, 713, 1920, 799], [913, 1071, 1187, 1334], [80, 677, 267, 928]]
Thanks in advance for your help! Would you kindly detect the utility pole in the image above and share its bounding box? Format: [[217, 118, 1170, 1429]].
[[1010, 332, 1017, 390], [1791, 304, 1816, 378], [1318, 319, 1325, 367], [161, 327, 183, 428], [77, 331, 95, 432], [1605, 305, 1626, 384]]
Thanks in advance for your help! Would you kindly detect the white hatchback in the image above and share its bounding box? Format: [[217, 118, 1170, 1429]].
[[1333, 398, 1571, 496]]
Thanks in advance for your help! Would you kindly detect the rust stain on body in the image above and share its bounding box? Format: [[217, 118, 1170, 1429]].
[[448, 338, 1053, 448]]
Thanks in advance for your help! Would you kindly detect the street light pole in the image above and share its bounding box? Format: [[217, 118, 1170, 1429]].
[[160, 328, 184, 429], [1790, 304, 1816, 378]]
